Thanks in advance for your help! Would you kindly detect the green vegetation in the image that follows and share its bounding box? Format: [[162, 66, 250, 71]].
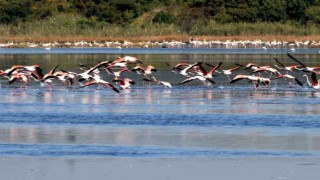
[[1, 0, 320, 41]]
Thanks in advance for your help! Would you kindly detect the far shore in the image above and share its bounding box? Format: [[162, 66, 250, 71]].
[[1, 156, 319, 180], [2, 35, 320, 43], [0, 35, 320, 48]]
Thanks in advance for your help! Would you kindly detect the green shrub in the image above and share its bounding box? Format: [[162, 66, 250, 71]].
[[152, 11, 174, 24], [77, 18, 93, 29], [305, 6, 320, 24]]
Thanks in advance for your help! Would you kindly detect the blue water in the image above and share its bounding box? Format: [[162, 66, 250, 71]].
[[0, 144, 316, 157], [0, 48, 320, 158]]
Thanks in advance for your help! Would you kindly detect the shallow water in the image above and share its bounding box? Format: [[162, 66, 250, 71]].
[[0, 47, 319, 55], [0, 48, 320, 158]]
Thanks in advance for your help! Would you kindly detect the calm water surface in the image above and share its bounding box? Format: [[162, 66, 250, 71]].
[[0, 48, 320, 158]]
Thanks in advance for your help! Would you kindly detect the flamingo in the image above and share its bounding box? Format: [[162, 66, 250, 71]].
[[302, 72, 320, 89], [251, 66, 281, 78], [272, 74, 303, 87], [53, 70, 77, 86], [79, 63, 101, 75], [77, 61, 109, 82], [0, 65, 24, 77], [23, 64, 44, 80], [205, 63, 241, 80], [143, 77, 172, 89], [235, 62, 268, 77], [131, 65, 157, 79], [121, 56, 143, 64], [8, 72, 29, 90], [39, 65, 59, 91], [77, 76, 120, 93], [178, 75, 215, 86], [95, 60, 129, 75], [166, 62, 192, 72], [106, 56, 142, 69], [196, 62, 222, 79], [113, 78, 135, 90], [107, 67, 131, 78], [175, 62, 202, 77], [230, 74, 271, 88], [105, 61, 128, 69], [236, 63, 261, 71], [60, 69, 78, 85], [273, 57, 297, 73], [287, 53, 320, 72]]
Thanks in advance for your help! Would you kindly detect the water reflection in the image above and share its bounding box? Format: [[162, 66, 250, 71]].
[[1, 125, 320, 154], [1, 87, 320, 116], [1, 86, 320, 157]]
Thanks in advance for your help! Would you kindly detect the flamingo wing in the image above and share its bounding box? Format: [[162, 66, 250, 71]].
[[178, 77, 197, 85], [104, 83, 120, 93], [294, 78, 304, 87], [311, 72, 319, 86], [78, 81, 98, 88], [287, 53, 306, 68], [273, 57, 286, 68]]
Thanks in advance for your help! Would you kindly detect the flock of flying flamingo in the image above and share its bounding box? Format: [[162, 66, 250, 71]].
[[0, 53, 320, 92]]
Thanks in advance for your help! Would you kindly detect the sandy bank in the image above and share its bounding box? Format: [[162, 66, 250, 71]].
[[1, 157, 319, 180]]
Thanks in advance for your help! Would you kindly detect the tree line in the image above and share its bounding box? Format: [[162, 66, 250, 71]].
[[1, 0, 320, 34]]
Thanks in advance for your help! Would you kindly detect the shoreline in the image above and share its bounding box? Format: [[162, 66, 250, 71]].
[[0, 35, 319, 48], [2, 156, 319, 180]]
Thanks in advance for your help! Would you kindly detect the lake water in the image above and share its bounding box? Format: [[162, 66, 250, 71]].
[[0, 48, 320, 158]]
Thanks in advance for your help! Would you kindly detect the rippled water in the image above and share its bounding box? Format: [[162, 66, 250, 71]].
[[0, 48, 320, 158]]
